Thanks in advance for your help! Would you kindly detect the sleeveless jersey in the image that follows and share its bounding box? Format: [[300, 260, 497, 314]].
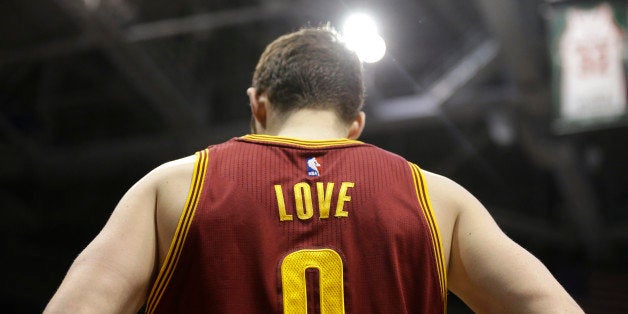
[[145, 134, 447, 313]]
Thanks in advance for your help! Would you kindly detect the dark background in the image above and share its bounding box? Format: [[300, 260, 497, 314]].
[[1, 0, 627, 312]]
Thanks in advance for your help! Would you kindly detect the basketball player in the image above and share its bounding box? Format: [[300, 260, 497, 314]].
[[45, 27, 583, 313]]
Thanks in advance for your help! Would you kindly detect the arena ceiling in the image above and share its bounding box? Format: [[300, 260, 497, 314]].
[[1, 0, 627, 312]]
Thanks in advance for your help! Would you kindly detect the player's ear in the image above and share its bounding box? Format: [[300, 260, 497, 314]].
[[248, 87, 267, 129], [347, 111, 366, 140]]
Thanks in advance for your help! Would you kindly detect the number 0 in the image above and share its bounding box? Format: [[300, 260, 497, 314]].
[[280, 249, 345, 314]]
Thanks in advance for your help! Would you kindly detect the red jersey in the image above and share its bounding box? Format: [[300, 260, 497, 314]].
[[146, 134, 447, 313]]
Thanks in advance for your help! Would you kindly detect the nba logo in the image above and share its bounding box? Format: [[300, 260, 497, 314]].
[[306, 157, 321, 176]]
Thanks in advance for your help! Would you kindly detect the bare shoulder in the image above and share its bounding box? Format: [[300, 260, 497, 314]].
[[44, 155, 199, 313], [149, 155, 199, 265], [419, 170, 468, 270], [151, 154, 197, 217], [150, 155, 197, 182], [421, 169, 493, 234], [421, 171, 583, 312], [152, 155, 198, 210], [422, 170, 477, 212], [143, 155, 198, 218]]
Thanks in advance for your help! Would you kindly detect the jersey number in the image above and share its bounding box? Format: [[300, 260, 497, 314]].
[[280, 249, 345, 313]]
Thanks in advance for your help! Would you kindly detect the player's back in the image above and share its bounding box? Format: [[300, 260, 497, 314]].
[[146, 134, 446, 314]]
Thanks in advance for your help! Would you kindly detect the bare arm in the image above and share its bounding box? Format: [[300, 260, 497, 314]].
[[425, 172, 583, 313], [45, 155, 195, 313]]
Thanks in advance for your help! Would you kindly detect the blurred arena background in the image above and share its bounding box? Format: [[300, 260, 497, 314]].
[[1, 0, 627, 312]]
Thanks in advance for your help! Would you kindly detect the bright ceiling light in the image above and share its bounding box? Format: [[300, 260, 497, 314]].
[[344, 33, 387, 64], [342, 13, 387, 63], [343, 13, 378, 38]]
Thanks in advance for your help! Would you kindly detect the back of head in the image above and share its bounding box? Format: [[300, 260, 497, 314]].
[[252, 27, 364, 123]]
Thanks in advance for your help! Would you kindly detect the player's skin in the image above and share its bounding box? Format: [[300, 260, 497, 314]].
[[45, 87, 584, 313]]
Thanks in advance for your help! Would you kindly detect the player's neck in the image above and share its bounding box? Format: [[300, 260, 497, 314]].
[[268, 109, 350, 140]]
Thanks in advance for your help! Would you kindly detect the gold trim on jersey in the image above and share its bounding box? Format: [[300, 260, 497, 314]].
[[240, 134, 363, 148], [145, 149, 209, 313], [408, 162, 448, 309]]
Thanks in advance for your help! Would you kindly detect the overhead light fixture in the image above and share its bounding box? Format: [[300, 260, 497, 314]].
[[342, 13, 387, 63]]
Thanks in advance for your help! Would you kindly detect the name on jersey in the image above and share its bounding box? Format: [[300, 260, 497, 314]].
[[274, 181, 355, 221]]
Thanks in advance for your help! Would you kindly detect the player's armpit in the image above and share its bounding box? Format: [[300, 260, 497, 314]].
[[444, 180, 584, 313], [44, 170, 160, 314]]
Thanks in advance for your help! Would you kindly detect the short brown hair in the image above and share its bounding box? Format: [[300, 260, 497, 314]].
[[252, 27, 364, 123]]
